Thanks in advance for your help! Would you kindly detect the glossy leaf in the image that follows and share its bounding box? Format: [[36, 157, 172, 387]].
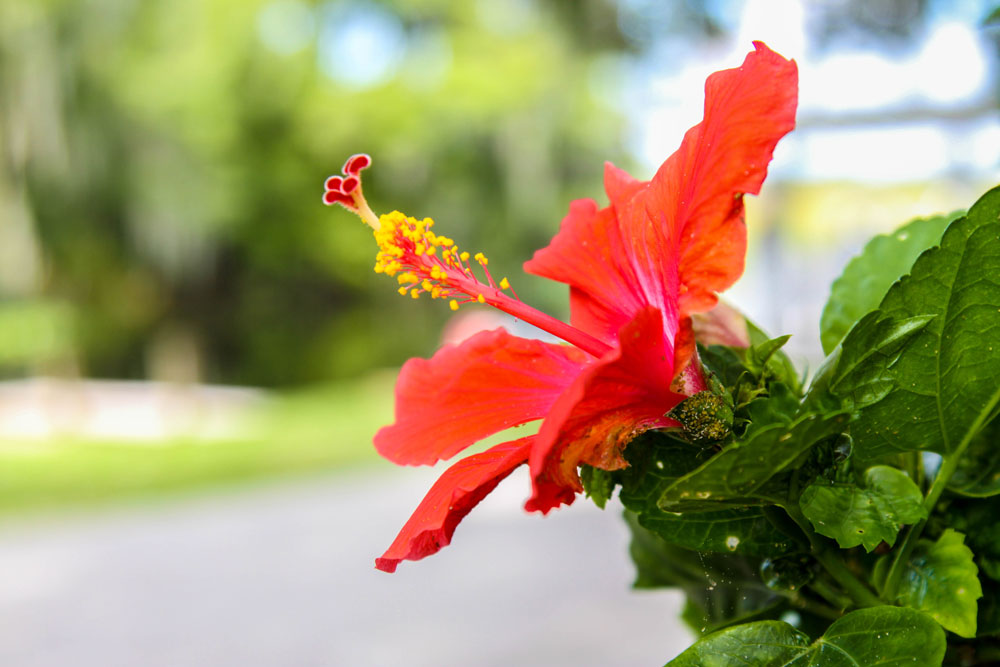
[[820, 213, 955, 354], [747, 321, 801, 393], [618, 433, 798, 556], [741, 383, 801, 436], [799, 465, 926, 551], [637, 507, 799, 557], [700, 325, 800, 394], [658, 411, 849, 509], [936, 496, 1000, 583], [851, 188, 1000, 461], [745, 334, 792, 378], [625, 512, 782, 635], [580, 465, 616, 508], [828, 312, 935, 411], [667, 606, 945, 666], [667, 620, 809, 666], [895, 529, 983, 638]]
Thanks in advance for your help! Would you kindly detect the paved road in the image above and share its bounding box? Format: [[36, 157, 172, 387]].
[[0, 467, 690, 666]]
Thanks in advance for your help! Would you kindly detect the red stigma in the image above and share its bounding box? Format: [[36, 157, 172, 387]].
[[323, 190, 353, 206], [344, 154, 371, 176], [323, 153, 372, 210]]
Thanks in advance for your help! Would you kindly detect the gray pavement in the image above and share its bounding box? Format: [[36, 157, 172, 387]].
[[0, 467, 691, 666]]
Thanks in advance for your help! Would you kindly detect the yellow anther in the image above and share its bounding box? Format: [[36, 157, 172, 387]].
[[370, 210, 502, 311], [499, 277, 510, 290]]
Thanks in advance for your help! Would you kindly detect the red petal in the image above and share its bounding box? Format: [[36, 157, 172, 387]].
[[524, 189, 681, 349], [375, 437, 533, 572], [643, 41, 798, 313], [324, 175, 344, 192], [525, 42, 797, 341], [526, 307, 685, 513], [375, 328, 589, 466], [603, 161, 644, 203], [690, 301, 751, 348]]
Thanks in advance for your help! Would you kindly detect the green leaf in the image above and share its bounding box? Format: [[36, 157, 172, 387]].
[[579, 464, 615, 508], [747, 321, 801, 393], [619, 430, 715, 484], [895, 529, 983, 637], [828, 312, 935, 411], [851, 188, 1000, 461], [745, 334, 792, 377], [948, 414, 1000, 497], [799, 465, 926, 551], [742, 383, 800, 436], [667, 607, 945, 667], [627, 509, 703, 590], [618, 433, 799, 556], [936, 496, 1000, 581], [658, 411, 849, 510], [820, 212, 956, 354], [636, 507, 799, 557], [700, 328, 800, 396], [624, 512, 782, 634], [699, 344, 747, 389], [667, 620, 810, 666]]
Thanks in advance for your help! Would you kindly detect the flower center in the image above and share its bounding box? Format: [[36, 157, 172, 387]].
[[373, 211, 516, 312], [324, 155, 613, 359]]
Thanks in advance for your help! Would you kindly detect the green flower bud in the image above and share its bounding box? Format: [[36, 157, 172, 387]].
[[667, 391, 734, 445]]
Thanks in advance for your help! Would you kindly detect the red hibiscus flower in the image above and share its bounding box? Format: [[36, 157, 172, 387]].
[[324, 42, 798, 572]]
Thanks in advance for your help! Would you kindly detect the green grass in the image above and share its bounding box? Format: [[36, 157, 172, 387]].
[[0, 373, 394, 515]]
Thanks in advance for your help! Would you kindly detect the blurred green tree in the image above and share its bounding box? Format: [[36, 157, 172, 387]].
[[0, 0, 632, 386]]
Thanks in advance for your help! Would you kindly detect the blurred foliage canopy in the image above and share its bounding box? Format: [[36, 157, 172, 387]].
[[0, 0, 633, 385]]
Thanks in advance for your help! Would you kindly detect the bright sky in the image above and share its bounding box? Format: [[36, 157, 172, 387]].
[[628, 0, 999, 182]]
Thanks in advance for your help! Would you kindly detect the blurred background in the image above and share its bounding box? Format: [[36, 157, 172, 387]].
[[0, 0, 997, 665]]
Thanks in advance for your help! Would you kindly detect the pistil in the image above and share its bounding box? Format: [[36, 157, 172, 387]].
[[324, 155, 613, 360]]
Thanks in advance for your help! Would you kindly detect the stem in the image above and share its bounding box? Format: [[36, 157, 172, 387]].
[[795, 599, 842, 621], [786, 592, 842, 620], [882, 452, 962, 600], [811, 545, 882, 608], [807, 576, 853, 611], [913, 451, 926, 492], [783, 505, 882, 608]]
